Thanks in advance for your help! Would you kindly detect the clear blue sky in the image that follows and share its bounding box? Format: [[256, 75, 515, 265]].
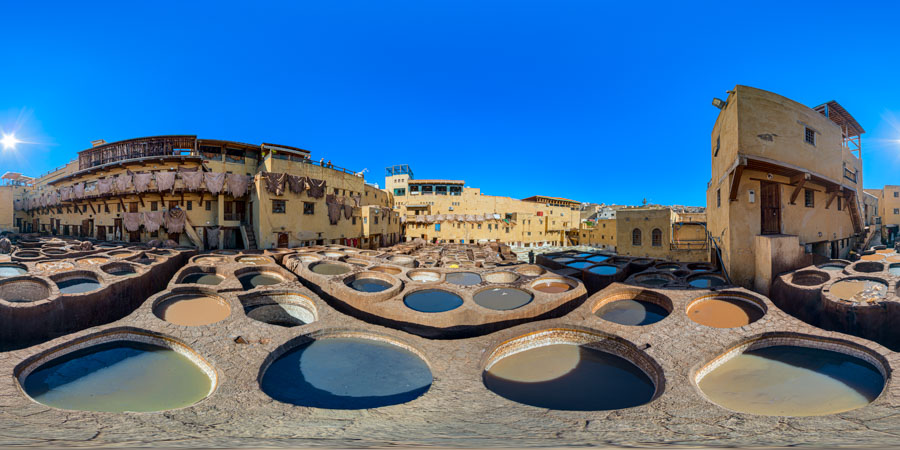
[[2, 1, 900, 207]]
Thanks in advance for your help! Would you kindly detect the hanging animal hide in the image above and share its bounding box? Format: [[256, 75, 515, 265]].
[[206, 226, 219, 249], [73, 183, 85, 199], [180, 169, 203, 192], [287, 174, 306, 194], [155, 172, 176, 193], [262, 172, 286, 195], [123, 212, 142, 232], [97, 178, 112, 195], [165, 208, 186, 233], [115, 173, 132, 193], [225, 173, 251, 197], [133, 173, 152, 193], [306, 177, 326, 199], [143, 211, 165, 233], [203, 172, 226, 195], [325, 194, 342, 225]]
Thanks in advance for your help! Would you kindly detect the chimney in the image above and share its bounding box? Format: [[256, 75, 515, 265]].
[[91, 139, 106, 147]]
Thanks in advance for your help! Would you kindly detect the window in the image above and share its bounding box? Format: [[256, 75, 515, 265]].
[[186, 200, 192, 211], [894, 192, 898, 198], [714, 135, 720, 156], [435, 224, 440, 231], [205, 201, 212, 211], [837, 197, 842, 211], [374, 216, 378, 224], [651, 228, 662, 247], [151, 201, 158, 211], [394, 188, 406, 196], [632, 228, 642, 246], [804, 189, 814, 208], [303, 202, 315, 215], [893, 208, 898, 215], [804, 127, 816, 146], [352, 217, 356, 225], [272, 200, 286, 214]]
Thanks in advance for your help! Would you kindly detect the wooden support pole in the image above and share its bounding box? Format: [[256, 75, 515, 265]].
[[789, 172, 811, 205], [728, 158, 746, 202]]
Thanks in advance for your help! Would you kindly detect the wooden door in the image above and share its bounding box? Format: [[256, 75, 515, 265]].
[[81, 219, 91, 237], [113, 218, 123, 241], [96, 225, 106, 241], [760, 182, 781, 235], [277, 233, 289, 248]]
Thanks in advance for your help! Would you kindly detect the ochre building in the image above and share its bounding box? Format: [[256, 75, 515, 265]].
[[4, 135, 400, 250]]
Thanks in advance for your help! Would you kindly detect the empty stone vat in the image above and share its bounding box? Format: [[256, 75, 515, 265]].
[[101, 262, 138, 277], [853, 261, 884, 273], [514, 265, 545, 277], [483, 271, 520, 284], [0, 277, 52, 303], [238, 271, 285, 290], [791, 270, 830, 286], [240, 291, 316, 327], [345, 272, 394, 293]]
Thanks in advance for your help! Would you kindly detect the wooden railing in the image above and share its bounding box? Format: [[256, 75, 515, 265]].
[[77, 135, 197, 170]]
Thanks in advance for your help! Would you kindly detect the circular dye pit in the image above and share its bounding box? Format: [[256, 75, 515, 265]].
[[819, 263, 847, 271], [237, 256, 272, 265], [567, 261, 594, 269], [22, 340, 211, 412], [656, 263, 681, 271], [829, 279, 887, 303], [860, 254, 885, 261], [348, 278, 393, 293], [35, 261, 75, 273], [474, 287, 533, 310], [154, 293, 231, 326], [369, 266, 402, 275], [483, 271, 520, 283], [56, 278, 101, 294], [698, 345, 885, 416], [323, 252, 344, 258], [239, 273, 283, 290], [484, 343, 655, 411], [310, 262, 350, 276], [260, 337, 432, 409], [633, 274, 673, 287], [587, 255, 610, 263], [0, 264, 27, 277], [180, 273, 225, 286], [103, 264, 136, 276], [890, 264, 900, 276], [404, 289, 464, 313], [688, 274, 727, 288], [532, 278, 572, 294], [243, 293, 316, 327], [446, 272, 482, 286], [791, 270, 830, 286], [589, 265, 618, 275], [596, 299, 669, 326], [0, 278, 51, 303], [408, 270, 441, 282], [515, 265, 545, 277], [76, 257, 109, 267], [552, 257, 574, 263], [687, 296, 765, 328]]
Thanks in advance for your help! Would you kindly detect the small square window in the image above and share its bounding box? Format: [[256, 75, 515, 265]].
[[894, 208, 898, 215], [805, 127, 816, 146], [804, 189, 814, 208], [894, 192, 898, 198], [151, 201, 158, 211], [186, 200, 192, 211], [272, 200, 286, 214], [205, 201, 212, 211], [303, 202, 315, 215], [716, 189, 721, 207]]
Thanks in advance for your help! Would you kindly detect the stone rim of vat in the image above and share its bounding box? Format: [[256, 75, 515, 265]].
[[100, 261, 140, 277], [238, 289, 318, 327], [234, 266, 290, 289], [483, 271, 521, 284], [13, 328, 218, 412], [257, 329, 433, 404], [151, 287, 232, 327], [591, 287, 674, 325], [49, 270, 102, 295], [0, 275, 56, 305], [174, 265, 227, 286], [514, 264, 546, 277], [817, 259, 851, 270], [629, 271, 679, 288], [481, 327, 665, 407], [789, 269, 832, 287], [235, 255, 276, 265], [530, 276, 577, 293], [692, 332, 890, 416], [852, 261, 885, 274], [304, 260, 354, 277], [189, 255, 228, 265], [685, 272, 729, 289], [685, 291, 768, 328], [821, 275, 890, 306], [342, 271, 403, 299], [406, 269, 444, 284]]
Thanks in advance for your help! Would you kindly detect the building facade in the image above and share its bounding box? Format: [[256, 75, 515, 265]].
[[7, 135, 400, 249], [614, 207, 708, 261], [707, 86, 865, 293]]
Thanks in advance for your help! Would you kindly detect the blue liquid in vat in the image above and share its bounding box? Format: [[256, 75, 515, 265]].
[[567, 261, 594, 269], [596, 299, 668, 326], [404, 289, 463, 313], [56, 278, 101, 294], [589, 265, 618, 275], [349, 278, 392, 293], [587, 255, 609, 263], [689, 275, 726, 288]]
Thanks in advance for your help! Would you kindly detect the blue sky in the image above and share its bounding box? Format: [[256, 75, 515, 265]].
[[2, 1, 900, 206]]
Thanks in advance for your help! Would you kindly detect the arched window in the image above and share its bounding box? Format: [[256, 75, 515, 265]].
[[632, 228, 642, 246], [651, 228, 662, 247]]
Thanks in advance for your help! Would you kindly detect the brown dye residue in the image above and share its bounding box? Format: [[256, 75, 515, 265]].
[[860, 254, 885, 261], [688, 297, 764, 328], [156, 294, 231, 326], [532, 281, 571, 294], [370, 266, 402, 275], [77, 257, 109, 266], [886, 255, 900, 263], [830, 280, 887, 303], [35, 261, 75, 273], [876, 249, 895, 254]]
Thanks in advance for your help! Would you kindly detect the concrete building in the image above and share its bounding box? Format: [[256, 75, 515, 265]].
[[385, 165, 580, 247], [7, 135, 400, 249], [614, 207, 708, 261], [707, 85, 866, 294]]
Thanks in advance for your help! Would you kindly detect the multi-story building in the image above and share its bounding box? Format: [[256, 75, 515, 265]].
[[385, 165, 580, 247], [7, 135, 400, 249], [571, 218, 617, 251], [614, 207, 707, 261], [707, 85, 865, 293]]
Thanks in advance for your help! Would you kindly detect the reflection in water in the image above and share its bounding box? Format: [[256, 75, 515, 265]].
[[0, 265, 27, 277], [23, 341, 210, 412], [484, 343, 655, 411], [56, 278, 101, 294], [239, 274, 283, 290], [404, 289, 463, 313], [567, 261, 594, 269], [699, 345, 884, 416], [261, 338, 432, 409], [596, 299, 668, 326], [446, 272, 482, 286]]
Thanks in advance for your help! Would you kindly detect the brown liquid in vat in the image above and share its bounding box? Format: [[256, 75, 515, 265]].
[[688, 297, 763, 328], [533, 281, 571, 294], [370, 266, 402, 275], [156, 294, 230, 326], [830, 280, 887, 303], [860, 254, 885, 261]]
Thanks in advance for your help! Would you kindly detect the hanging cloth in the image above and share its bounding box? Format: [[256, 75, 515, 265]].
[[123, 212, 142, 232], [225, 173, 251, 197], [203, 172, 226, 195], [73, 182, 85, 199], [97, 178, 112, 195], [206, 226, 219, 249], [0, 238, 11, 254], [262, 172, 286, 195], [287, 174, 307, 194], [325, 194, 342, 225], [165, 208, 186, 233], [180, 169, 203, 192], [115, 173, 132, 193], [306, 177, 326, 199], [143, 211, 165, 233], [155, 171, 176, 193], [133, 173, 152, 193]]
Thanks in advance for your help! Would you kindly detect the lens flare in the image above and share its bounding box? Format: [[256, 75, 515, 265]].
[[1, 133, 20, 150]]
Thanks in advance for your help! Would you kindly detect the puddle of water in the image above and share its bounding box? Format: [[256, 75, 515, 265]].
[[688, 297, 764, 328], [404, 289, 463, 313], [155, 294, 231, 326], [446, 272, 482, 286], [830, 280, 887, 303], [181, 273, 224, 285], [474, 288, 533, 310], [22, 341, 211, 412], [699, 345, 884, 416], [348, 278, 392, 293], [260, 337, 432, 409], [311, 263, 350, 276], [56, 278, 101, 294], [484, 343, 655, 411], [596, 299, 668, 326]]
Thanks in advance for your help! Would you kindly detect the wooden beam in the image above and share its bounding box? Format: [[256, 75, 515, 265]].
[[138, 194, 145, 208], [88, 202, 96, 215], [118, 197, 126, 213], [728, 160, 745, 201], [825, 191, 839, 209], [789, 172, 811, 205]]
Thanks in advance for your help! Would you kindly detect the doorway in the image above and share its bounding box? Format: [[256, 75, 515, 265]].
[[277, 233, 289, 248], [760, 181, 781, 235]]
